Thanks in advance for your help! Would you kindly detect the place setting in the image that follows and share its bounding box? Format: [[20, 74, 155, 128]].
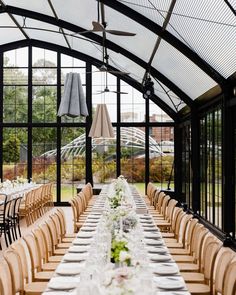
[[153, 276, 187, 292]]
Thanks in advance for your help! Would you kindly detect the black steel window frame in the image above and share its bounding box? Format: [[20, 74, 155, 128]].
[[0, 45, 175, 204]]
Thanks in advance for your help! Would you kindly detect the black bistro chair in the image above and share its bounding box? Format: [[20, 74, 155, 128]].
[[9, 196, 22, 241], [0, 194, 12, 248]]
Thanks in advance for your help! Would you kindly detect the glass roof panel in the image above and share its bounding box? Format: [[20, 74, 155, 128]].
[[167, 0, 236, 78], [103, 6, 157, 62], [117, 0, 170, 26], [228, 0, 236, 10], [107, 51, 145, 83], [153, 40, 218, 99], [51, 0, 97, 31], [0, 13, 25, 44], [13, 15, 68, 48], [4, 0, 54, 17]]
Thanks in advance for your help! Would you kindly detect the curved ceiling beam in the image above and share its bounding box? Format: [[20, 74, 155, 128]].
[[0, 5, 194, 108], [100, 0, 226, 87], [0, 38, 179, 121]]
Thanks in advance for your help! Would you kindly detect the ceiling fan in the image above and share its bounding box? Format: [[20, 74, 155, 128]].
[[77, 0, 136, 37], [94, 70, 128, 95], [79, 21, 136, 37]]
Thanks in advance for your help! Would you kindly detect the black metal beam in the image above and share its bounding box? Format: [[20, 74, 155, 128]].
[[27, 45, 32, 181], [191, 109, 200, 213], [224, 0, 236, 16], [222, 84, 234, 234], [100, 0, 226, 87], [174, 123, 182, 200], [0, 52, 3, 180], [56, 52, 61, 203], [0, 38, 179, 121], [0, 5, 193, 108], [85, 63, 93, 185]]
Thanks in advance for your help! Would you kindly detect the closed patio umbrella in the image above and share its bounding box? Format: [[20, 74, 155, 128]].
[[57, 72, 88, 117], [89, 104, 114, 138]]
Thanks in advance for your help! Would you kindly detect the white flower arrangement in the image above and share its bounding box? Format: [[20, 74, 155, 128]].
[[102, 266, 141, 295]]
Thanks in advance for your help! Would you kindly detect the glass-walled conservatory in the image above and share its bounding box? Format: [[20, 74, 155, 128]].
[[0, 0, 235, 249]]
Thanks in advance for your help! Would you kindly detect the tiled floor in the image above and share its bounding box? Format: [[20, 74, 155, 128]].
[[0, 206, 74, 255]]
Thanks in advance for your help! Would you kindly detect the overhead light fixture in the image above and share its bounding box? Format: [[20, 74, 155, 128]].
[[89, 104, 114, 138], [143, 75, 154, 99], [57, 72, 88, 118]]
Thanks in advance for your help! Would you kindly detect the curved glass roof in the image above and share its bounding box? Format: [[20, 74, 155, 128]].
[[0, 0, 235, 115]]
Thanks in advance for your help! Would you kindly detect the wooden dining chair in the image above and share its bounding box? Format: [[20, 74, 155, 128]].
[[55, 208, 76, 239], [186, 239, 222, 295], [23, 234, 54, 282], [214, 247, 236, 295], [50, 213, 73, 245], [165, 213, 193, 248], [155, 191, 166, 212], [161, 209, 185, 241], [175, 224, 209, 267], [0, 257, 13, 295], [39, 223, 63, 263], [223, 260, 236, 295], [169, 218, 198, 255], [46, 219, 70, 253], [69, 199, 82, 232], [4, 249, 48, 295], [32, 227, 59, 271]]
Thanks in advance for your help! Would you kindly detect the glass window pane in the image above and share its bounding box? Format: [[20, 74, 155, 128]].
[[92, 128, 117, 184], [149, 127, 174, 190], [120, 127, 145, 194], [120, 82, 145, 122], [60, 128, 86, 202], [4, 47, 28, 67], [32, 47, 57, 67], [3, 128, 28, 180], [3, 86, 28, 123], [32, 86, 57, 123]]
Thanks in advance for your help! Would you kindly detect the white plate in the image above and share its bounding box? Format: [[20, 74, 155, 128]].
[[149, 254, 172, 262], [144, 233, 162, 239], [76, 232, 93, 238], [145, 239, 163, 246], [80, 227, 96, 232], [152, 266, 179, 275], [48, 277, 79, 290], [44, 292, 76, 295], [73, 238, 92, 245], [154, 278, 184, 290], [147, 247, 168, 254], [68, 246, 89, 253], [63, 253, 87, 262], [56, 267, 81, 276], [82, 223, 97, 227]]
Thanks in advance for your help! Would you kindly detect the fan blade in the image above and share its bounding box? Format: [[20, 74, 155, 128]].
[[107, 70, 130, 75], [106, 30, 136, 36], [110, 91, 128, 95]]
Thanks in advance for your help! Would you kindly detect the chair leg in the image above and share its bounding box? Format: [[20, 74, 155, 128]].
[[17, 220, 22, 237]]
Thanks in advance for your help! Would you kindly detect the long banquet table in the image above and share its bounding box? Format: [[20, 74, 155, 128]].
[[43, 185, 190, 295]]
